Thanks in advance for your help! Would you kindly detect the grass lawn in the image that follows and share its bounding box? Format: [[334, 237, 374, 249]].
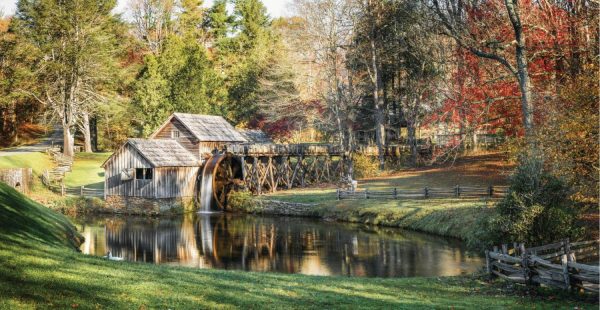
[[0, 152, 53, 175], [252, 153, 512, 242], [0, 183, 595, 309], [63, 152, 111, 189]]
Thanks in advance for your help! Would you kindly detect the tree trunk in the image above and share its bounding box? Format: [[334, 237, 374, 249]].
[[63, 124, 74, 157], [368, 4, 385, 170], [505, 0, 533, 136], [407, 118, 417, 166], [81, 112, 93, 153], [91, 115, 98, 152]]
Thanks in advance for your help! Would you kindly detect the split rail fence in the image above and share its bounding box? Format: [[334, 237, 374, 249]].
[[41, 147, 104, 198], [486, 239, 599, 293], [337, 185, 508, 200]]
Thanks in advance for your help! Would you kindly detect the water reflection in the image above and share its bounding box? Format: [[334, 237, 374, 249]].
[[73, 213, 482, 277]]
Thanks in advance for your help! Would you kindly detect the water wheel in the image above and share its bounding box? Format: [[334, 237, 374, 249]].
[[200, 153, 243, 210]]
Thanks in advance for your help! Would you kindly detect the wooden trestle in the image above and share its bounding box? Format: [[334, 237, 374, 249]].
[[226, 144, 349, 194]]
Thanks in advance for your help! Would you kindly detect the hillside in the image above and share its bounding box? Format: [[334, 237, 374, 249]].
[[0, 183, 594, 309]]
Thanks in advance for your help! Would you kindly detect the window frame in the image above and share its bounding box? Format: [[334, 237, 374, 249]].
[[171, 129, 180, 138]]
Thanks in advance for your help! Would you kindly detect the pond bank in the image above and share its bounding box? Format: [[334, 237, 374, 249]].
[[0, 183, 595, 309], [228, 190, 495, 248]]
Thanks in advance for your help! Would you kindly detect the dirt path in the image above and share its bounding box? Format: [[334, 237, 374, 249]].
[[0, 125, 63, 157]]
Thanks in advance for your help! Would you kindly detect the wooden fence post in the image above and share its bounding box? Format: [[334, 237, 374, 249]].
[[393, 188, 397, 199], [561, 254, 570, 289], [365, 188, 369, 199], [424, 187, 429, 198], [337, 188, 340, 201], [485, 250, 491, 274], [564, 238, 571, 255], [61, 184, 65, 196], [80, 186, 84, 196], [488, 185, 494, 197], [455, 185, 460, 197], [519, 243, 532, 285]]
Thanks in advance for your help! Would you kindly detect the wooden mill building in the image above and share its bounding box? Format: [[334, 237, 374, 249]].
[[102, 113, 248, 214]]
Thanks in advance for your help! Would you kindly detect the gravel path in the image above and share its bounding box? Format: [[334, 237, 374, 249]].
[[0, 125, 63, 156]]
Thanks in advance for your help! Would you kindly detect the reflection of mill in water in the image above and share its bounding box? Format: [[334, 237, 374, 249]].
[[88, 214, 481, 277]]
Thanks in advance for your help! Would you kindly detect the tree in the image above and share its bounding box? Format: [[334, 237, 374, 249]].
[[204, 0, 230, 43], [0, 16, 42, 146], [293, 0, 360, 153], [132, 0, 226, 136], [130, 0, 174, 55], [430, 0, 534, 138], [12, 0, 121, 156]]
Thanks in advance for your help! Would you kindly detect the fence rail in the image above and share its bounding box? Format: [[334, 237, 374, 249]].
[[337, 185, 508, 200], [43, 181, 104, 198], [486, 239, 599, 293]]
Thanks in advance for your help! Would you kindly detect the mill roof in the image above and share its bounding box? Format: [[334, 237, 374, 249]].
[[151, 113, 248, 142], [102, 139, 199, 168], [238, 129, 273, 143]]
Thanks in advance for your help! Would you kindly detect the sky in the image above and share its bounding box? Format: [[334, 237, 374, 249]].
[[0, 0, 292, 18]]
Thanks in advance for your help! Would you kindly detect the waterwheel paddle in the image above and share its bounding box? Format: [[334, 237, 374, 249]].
[[200, 153, 243, 211]]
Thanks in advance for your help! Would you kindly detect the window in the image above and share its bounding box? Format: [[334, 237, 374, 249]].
[[135, 168, 144, 180], [144, 168, 153, 179], [171, 129, 180, 138], [135, 168, 153, 180]]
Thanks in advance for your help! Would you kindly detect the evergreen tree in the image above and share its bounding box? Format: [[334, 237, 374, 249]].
[[204, 0, 230, 42], [12, 0, 121, 155]]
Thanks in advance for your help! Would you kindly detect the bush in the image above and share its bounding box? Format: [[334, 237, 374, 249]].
[[352, 154, 380, 179], [227, 190, 262, 212], [484, 153, 582, 246]]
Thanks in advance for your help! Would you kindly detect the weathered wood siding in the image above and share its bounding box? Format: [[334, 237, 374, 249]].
[[154, 167, 198, 198], [153, 118, 199, 157], [104, 144, 199, 198], [198, 142, 226, 157]]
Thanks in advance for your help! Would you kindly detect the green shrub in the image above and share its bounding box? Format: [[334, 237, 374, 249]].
[[227, 190, 262, 212], [352, 154, 380, 179], [485, 153, 582, 246]]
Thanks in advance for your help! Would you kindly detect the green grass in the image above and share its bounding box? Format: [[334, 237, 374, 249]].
[[254, 153, 513, 242], [63, 152, 111, 189], [0, 183, 595, 309], [0, 152, 53, 175]]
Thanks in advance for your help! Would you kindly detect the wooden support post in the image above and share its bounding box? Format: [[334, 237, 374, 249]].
[[561, 254, 570, 289], [240, 156, 246, 181], [337, 188, 340, 201], [488, 185, 494, 197], [485, 250, 492, 275], [519, 243, 531, 285], [365, 188, 369, 199], [268, 156, 276, 193], [61, 184, 65, 196], [424, 187, 429, 198], [393, 188, 397, 199], [455, 185, 460, 197], [502, 244, 508, 255], [253, 157, 261, 195], [80, 186, 84, 196], [564, 238, 571, 255]]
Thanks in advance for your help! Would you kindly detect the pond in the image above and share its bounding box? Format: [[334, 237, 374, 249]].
[[72, 213, 483, 277]]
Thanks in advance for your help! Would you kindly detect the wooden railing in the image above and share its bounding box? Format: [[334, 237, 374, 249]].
[[41, 147, 104, 198], [486, 239, 599, 293], [337, 185, 508, 200]]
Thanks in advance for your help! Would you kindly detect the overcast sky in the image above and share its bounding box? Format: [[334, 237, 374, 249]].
[[0, 0, 292, 18]]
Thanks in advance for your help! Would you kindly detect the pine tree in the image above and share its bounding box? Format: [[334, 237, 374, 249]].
[[12, 0, 121, 156]]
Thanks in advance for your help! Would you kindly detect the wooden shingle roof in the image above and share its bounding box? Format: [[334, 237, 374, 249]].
[[152, 113, 247, 142], [238, 129, 273, 143], [126, 139, 199, 167]]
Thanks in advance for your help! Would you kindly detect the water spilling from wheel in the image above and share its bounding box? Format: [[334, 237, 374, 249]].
[[73, 213, 483, 277]]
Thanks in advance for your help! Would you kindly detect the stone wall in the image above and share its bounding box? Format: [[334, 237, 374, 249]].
[[227, 191, 320, 217], [105, 195, 196, 215], [0, 168, 32, 194]]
